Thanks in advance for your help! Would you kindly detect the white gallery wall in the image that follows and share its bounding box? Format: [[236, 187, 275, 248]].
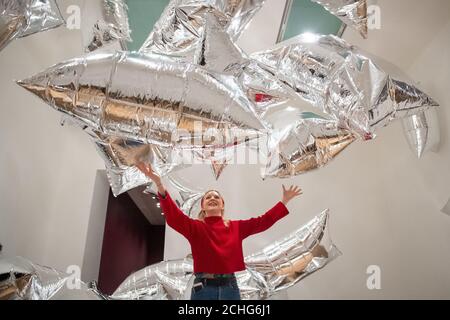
[[0, 0, 449, 299], [0, 0, 106, 276]]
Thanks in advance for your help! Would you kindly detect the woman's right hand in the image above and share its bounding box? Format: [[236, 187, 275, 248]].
[[136, 162, 166, 196], [136, 161, 161, 184], [281, 184, 302, 205]]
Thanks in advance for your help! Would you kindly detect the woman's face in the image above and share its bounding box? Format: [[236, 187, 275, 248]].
[[202, 191, 224, 215]]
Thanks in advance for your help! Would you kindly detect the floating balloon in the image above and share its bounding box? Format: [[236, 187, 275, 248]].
[[90, 130, 234, 195], [193, 147, 234, 180], [60, 116, 157, 196], [88, 132, 154, 196], [139, 0, 266, 61], [311, 0, 368, 38], [17, 49, 265, 192], [111, 209, 340, 300], [17, 51, 265, 149], [83, 0, 131, 52], [111, 256, 194, 300], [210, 159, 228, 180], [194, 13, 309, 120], [62, 114, 232, 196], [85, 127, 189, 196], [244, 209, 341, 297], [359, 54, 442, 159], [0, 2, 25, 52], [0, 0, 64, 52], [64, 116, 231, 196], [0, 210, 338, 300], [187, 16, 358, 179], [196, 14, 439, 160], [17, 4, 440, 193], [194, 13, 248, 73], [263, 115, 355, 179], [167, 174, 205, 218], [0, 256, 103, 300], [251, 34, 439, 140], [402, 108, 440, 158]]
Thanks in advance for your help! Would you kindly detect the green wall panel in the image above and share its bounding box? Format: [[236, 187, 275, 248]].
[[126, 0, 170, 51], [282, 0, 343, 41]]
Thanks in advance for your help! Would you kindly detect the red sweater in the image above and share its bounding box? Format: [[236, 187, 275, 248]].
[[158, 192, 289, 274]]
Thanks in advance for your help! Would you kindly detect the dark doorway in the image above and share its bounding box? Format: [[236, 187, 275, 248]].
[[97, 190, 165, 295]]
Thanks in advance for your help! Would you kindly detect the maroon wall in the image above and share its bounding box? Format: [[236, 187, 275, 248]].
[[98, 190, 165, 295]]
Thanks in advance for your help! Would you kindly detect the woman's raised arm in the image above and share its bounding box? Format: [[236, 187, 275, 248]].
[[238, 185, 302, 239], [136, 162, 195, 240], [136, 162, 166, 197]]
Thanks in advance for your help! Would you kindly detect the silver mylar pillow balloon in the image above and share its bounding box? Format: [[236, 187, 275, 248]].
[[17, 51, 266, 149], [0, 0, 64, 52]]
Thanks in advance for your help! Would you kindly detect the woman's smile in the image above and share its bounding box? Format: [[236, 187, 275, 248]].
[[208, 200, 218, 206]]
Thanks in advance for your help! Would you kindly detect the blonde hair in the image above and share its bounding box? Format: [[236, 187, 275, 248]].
[[198, 190, 230, 227]]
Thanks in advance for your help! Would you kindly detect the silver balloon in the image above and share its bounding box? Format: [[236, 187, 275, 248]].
[[193, 15, 315, 125], [1, 1, 26, 52], [358, 54, 442, 159], [60, 116, 157, 196], [111, 256, 194, 300], [17, 4, 439, 192], [244, 209, 341, 298], [194, 16, 296, 121], [167, 174, 205, 217], [86, 128, 188, 197], [193, 147, 233, 180], [0, 0, 64, 52], [139, 0, 266, 61], [61, 116, 231, 196], [111, 209, 340, 300], [0, 256, 103, 300], [210, 159, 228, 180], [84, 0, 131, 52], [194, 12, 248, 73], [263, 114, 356, 179], [195, 15, 439, 163], [251, 34, 439, 140], [90, 133, 154, 197], [311, 0, 368, 38], [402, 108, 440, 158], [62, 115, 210, 196], [17, 51, 265, 149], [89, 131, 232, 195], [0, 209, 340, 300]]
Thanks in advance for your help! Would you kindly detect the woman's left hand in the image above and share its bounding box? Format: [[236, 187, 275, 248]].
[[282, 185, 302, 205]]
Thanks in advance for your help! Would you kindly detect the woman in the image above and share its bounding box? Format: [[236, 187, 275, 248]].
[[137, 162, 302, 300]]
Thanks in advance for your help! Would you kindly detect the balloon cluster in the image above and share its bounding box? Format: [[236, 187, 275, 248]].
[[0, 209, 339, 300], [0, 256, 104, 300], [12, 0, 439, 196], [113, 209, 339, 300]]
